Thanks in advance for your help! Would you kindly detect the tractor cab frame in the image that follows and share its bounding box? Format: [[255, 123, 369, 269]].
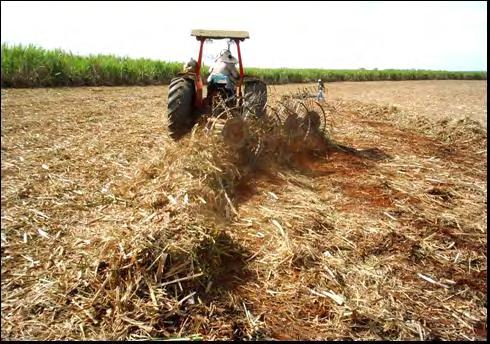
[[167, 29, 267, 139], [190, 29, 249, 108]]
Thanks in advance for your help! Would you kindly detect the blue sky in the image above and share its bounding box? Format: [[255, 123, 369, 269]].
[[1, 1, 487, 70]]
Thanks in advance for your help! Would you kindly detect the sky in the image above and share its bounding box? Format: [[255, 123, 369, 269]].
[[1, 1, 487, 71]]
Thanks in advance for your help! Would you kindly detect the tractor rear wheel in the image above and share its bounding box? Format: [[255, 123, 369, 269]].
[[243, 79, 267, 117], [167, 77, 196, 139]]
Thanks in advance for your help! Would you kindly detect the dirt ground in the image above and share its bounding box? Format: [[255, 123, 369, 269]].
[[1, 81, 487, 340]]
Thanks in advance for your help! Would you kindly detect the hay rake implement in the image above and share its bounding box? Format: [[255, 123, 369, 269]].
[[201, 92, 335, 160]]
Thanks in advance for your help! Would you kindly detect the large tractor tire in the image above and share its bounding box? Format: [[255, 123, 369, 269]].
[[243, 79, 267, 118], [167, 77, 196, 139]]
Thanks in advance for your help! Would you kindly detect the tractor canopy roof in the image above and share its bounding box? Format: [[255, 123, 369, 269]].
[[191, 29, 250, 41]]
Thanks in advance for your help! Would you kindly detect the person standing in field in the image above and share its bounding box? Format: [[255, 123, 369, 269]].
[[317, 78, 326, 102]]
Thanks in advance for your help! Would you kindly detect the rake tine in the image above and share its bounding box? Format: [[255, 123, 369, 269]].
[[313, 101, 329, 134], [266, 104, 283, 126]]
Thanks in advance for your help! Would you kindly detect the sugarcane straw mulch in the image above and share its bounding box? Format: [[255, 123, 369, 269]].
[[1, 85, 486, 340]]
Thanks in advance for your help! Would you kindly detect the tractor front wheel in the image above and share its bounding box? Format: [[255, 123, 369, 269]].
[[167, 77, 196, 139]]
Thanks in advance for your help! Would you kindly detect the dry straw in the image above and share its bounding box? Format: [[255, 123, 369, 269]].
[[1, 85, 486, 340]]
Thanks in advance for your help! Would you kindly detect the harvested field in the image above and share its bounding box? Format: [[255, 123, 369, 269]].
[[1, 81, 487, 340], [273, 80, 488, 128]]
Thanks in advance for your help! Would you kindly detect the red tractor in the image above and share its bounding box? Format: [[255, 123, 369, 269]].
[[167, 29, 267, 139]]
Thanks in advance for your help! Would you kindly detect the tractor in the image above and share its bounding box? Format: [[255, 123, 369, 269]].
[[167, 29, 268, 140]]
